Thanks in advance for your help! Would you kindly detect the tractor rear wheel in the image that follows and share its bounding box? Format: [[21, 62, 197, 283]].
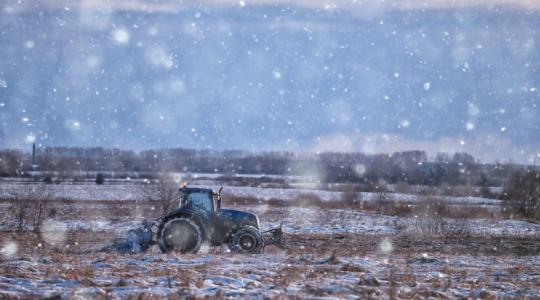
[[159, 218, 202, 253], [228, 226, 263, 254]]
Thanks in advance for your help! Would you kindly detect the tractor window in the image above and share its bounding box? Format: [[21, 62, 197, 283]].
[[187, 192, 214, 213]]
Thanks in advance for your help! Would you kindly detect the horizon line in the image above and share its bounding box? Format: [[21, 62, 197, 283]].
[[0, 144, 532, 165]]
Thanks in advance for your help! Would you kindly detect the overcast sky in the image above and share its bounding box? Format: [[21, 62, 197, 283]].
[[1, 0, 539, 163], [6, 0, 540, 11]]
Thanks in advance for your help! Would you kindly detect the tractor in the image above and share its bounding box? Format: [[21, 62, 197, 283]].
[[113, 186, 283, 254]]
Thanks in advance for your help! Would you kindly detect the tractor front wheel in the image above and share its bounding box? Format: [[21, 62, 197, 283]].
[[228, 226, 264, 254]]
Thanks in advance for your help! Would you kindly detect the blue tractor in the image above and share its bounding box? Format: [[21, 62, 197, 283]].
[[116, 186, 283, 254]]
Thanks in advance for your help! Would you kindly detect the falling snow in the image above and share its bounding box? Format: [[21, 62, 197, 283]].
[[1, 2, 540, 297]]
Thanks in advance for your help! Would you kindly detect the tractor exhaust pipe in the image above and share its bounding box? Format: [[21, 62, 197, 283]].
[[217, 186, 223, 212]]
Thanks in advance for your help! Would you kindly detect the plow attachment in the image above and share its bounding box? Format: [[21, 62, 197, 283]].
[[104, 221, 155, 254], [262, 222, 285, 251]]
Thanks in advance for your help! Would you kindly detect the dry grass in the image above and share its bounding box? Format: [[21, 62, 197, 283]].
[[225, 192, 362, 210], [224, 192, 496, 221], [405, 216, 472, 237], [277, 265, 304, 287], [355, 195, 497, 221], [359, 199, 413, 216]]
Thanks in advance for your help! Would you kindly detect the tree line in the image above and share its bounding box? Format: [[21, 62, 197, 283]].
[[0, 146, 524, 186]]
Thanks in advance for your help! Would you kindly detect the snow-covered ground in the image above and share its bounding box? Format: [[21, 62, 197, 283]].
[[0, 182, 142, 201], [216, 184, 502, 206], [0, 251, 538, 299], [0, 181, 502, 207], [1, 201, 537, 238], [1, 182, 539, 299]]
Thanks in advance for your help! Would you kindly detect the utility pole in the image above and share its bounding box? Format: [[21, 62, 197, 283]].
[[32, 142, 36, 165]]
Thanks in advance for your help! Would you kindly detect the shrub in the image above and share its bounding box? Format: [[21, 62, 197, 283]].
[[389, 202, 413, 216], [395, 182, 414, 194], [8, 185, 51, 232], [226, 195, 259, 206], [419, 195, 449, 217], [293, 193, 324, 207], [11, 198, 30, 232], [30, 200, 47, 233], [363, 180, 389, 193], [95, 173, 105, 185], [340, 186, 361, 209], [43, 175, 53, 184], [479, 186, 495, 199], [503, 170, 540, 220], [375, 189, 390, 214], [406, 216, 471, 237]]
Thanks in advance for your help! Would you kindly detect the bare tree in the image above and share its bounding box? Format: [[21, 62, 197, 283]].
[[503, 170, 540, 220], [140, 174, 181, 214]]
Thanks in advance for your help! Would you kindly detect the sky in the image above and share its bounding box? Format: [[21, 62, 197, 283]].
[[15, 0, 540, 11], [0, 0, 539, 163]]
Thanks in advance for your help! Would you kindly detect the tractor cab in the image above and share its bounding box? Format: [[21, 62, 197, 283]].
[[179, 187, 222, 214]]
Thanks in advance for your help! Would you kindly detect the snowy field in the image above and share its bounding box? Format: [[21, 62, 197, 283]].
[[0, 181, 502, 207], [1, 201, 539, 237], [1, 217, 539, 299], [1, 252, 539, 299], [1, 183, 539, 298]]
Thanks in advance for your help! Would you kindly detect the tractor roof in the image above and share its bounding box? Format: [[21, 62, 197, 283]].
[[179, 187, 213, 194]]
